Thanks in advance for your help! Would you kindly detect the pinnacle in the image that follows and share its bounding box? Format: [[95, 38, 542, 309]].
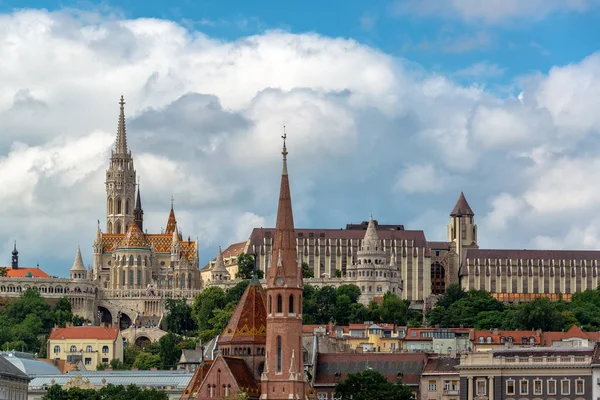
[[71, 246, 86, 271], [450, 192, 475, 217]]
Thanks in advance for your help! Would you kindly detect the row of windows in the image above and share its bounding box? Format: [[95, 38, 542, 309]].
[[505, 378, 584, 396], [268, 294, 300, 315], [107, 198, 130, 216], [54, 345, 109, 353], [477, 336, 536, 344], [221, 347, 265, 356], [350, 270, 398, 277]]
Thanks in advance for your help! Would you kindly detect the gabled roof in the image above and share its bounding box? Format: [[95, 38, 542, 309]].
[[422, 357, 460, 374], [49, 326, 120, 341], [179, 361, 212, 400], [542, 325, 600, 344], [0, 354, 30, 380], [202, 241, 248, 271], [1, 267, 50, 278], [450, 192, 474, 217], [222, 356, 260, 395], [120, 222, 150, 249], [218, 279, 267, 346]]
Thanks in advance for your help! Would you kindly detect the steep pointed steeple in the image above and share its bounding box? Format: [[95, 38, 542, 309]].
[[134, 181, 144, 231], [115, 95, 128, 155], [262, 129, 305, 399], [71, 246, 86, 271], [165, 198, 177, 235], [450, 192, 474, 217]]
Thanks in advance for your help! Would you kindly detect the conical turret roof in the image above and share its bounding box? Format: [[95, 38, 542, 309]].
[[361, 214, 380, 251], [450, 192, 474, 217], [211, 247, 229, 275], [71, 246, 86, 271], [115, 95, 128, 155], [218, 278, 267, 345], [165, 203, 177, 235]]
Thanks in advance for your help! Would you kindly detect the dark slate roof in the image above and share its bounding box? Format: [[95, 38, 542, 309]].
[[450, 192, 474, 217], [314, 353, 427, 387], [422, 357, 460, 374], [0, 354, 30, 380]]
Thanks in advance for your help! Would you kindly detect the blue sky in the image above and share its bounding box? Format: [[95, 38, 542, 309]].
[[0, 0, 599, 275]]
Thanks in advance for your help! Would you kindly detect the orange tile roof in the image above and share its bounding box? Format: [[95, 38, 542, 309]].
[[218, 280, 267, 346], [542, 325, 600, 343], [0, 267, 50, 278], [165, 208, 177, 235], [49, 326, 119, 341], [202, 241, 248, 270], [101, 233, 197, 259], [39, 358, 79, 373]]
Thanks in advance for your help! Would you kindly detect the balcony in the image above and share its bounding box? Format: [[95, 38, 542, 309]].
[[443, 389, 459, 395]]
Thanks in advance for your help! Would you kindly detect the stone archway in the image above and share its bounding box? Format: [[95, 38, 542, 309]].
[[135, 335, 151, 348], [97, 306, 113, 325], [119, 313, 132, 330]]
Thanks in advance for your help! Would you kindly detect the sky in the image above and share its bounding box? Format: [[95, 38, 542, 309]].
[[0, 0, 600, 276]]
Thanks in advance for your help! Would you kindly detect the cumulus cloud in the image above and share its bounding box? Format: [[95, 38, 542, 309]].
[[1, 8, 600, 274]]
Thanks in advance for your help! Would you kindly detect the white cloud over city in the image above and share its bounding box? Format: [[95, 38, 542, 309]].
[[1, 9, 600, 274]]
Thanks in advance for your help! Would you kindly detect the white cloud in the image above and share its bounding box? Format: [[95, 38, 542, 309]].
[[454, 62, 506, 79], [2, 8, 600, 273], [395, 0, 592, 23]]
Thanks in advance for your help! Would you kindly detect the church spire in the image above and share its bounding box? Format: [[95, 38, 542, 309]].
[[11, 241, 18, 270], [115, 95, 128, 155], [134, 179, 144, 231]]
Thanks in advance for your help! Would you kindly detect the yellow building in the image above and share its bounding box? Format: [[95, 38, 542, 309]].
[[342, 323, 403, 352], [48, 326, 123, 370]]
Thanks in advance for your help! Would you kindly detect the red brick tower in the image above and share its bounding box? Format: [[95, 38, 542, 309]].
[[261, 132, 305, 399]]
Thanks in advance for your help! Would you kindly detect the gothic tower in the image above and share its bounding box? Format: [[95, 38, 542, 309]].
[[261, 134, 305, 400], [106, 96, 136, 234], [447, 192, 478, 268]]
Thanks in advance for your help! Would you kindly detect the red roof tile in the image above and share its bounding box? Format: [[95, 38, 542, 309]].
[[49, 327, 119, 341], [474, 330, 541, 345], [218, 280, 267, 346], [1, 267, 50, 278]]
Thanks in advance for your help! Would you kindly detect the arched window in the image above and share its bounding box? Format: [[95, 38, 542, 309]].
[[137, 270, 141, 286], [276, 336, 282, 372], [289, 295, 294, 314], [137, 255, 141, 266], [108, 198, 114, 215], [117, 198, 122, 214], [115, 221, 122, 234], [181, 274, 185, 289], [125, 199, 130, 215], [277, 294, 283, 313], [129, 270, 134, 286], [129, 256, 134, 265], [86, 345, 93, 352], [54, 345, 60, 353], [299, 294, 302, 314], [70, 345, 77, 353], [431, 262, 446, 295], [102, 346, 109, 353], [268, 295, 272, 314], [107, 221, 113, 234]]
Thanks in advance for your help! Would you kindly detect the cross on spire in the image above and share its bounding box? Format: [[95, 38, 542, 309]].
[[281, 126, 288, 175], [115, 95, 128, 154]]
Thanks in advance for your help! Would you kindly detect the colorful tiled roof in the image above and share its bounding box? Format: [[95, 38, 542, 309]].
[[100, 233, 197, 260], [120, 223, 150, 249], [49, 327, 119, 341], [218, 279, 267, 345], [165, 207, 177, 235]]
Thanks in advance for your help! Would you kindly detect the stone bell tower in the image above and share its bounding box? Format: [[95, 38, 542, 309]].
[[106, 96, 136, 234]]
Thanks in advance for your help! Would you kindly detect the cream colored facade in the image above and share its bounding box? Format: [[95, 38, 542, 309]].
[[48, 327, 124, 370]]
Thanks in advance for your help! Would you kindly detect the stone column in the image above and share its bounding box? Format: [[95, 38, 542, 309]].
[[488, 376, 494, 400], [467, 377, 473, 400]]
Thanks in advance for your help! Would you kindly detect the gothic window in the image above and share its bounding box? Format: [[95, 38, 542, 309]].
[[289, 295, 294, 314], [137, 256, 141, 266], [277, 294, 283, 313], [107, 221, 112, 234], [137, 270, 141, 286], [276, 336, 282, 372], [122, 271, 126, 284], [431, 262, 446, 295], [129, 256, 134, 265], [109, 198, 114, 215], [268, 295, 272, 314], [117, 198, 122, 214], [129, 270, 134, 286], [188, 275, 192, 289], [181, 274, 185, 289], [125, 199, 130, 215]]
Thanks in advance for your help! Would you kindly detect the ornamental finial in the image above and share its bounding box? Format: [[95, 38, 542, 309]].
[[281, 126, 288, 175]]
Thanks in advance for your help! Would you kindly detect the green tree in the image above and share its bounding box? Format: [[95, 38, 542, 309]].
[[158, 332, 181, 370], [514, 297, 566, 331], [335, 295, 352, 325], [334, 269, 342, 278], [335, 369, 415, 400], [380, 293, 409, 325], [435, 284, 467, 309], [226, 280, 250, 304], [164, 298, 195, 335], [192, 286, 227, 332], [301, 262, 314, 278], [4, 289, 53, 329], [132, 352, 161, 370], [52, 297, 73, 328], [0, 267, 7, 277], [336, 284, 361, 303], [236, 252, 256, 279]]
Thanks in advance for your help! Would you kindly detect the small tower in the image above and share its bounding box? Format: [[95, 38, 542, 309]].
[[11, 241, 18, 270], [448, 192, 478, 263], [211, 247, 230, 282], [171, 224, 180, 267], [70, 246, 87, 280], [105, 96, 136, 234], [93, 221, 102, 280]]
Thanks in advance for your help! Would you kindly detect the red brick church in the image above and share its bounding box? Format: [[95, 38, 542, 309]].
[[181, 137, 316, 400]]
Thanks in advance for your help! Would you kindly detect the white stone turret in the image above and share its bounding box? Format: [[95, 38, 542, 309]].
[[70, 246, 87, 280], [211, 247, 230, 281]]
